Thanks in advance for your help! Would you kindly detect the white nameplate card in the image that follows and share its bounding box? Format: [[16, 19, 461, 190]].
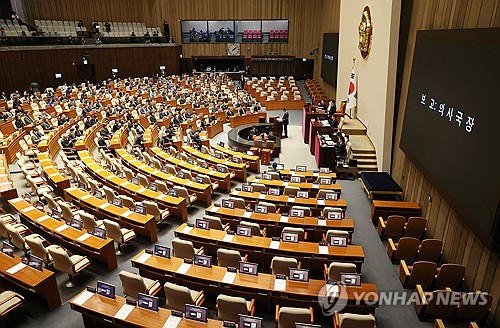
[[54, 224, 69, 233], [81, 194, 93, 200], [222, 234, 234, 242], [72, 290, 94, 306], [221, 271, 237, 284], [243, 211, 252, 218], [114, 304, 135, 320], [162, 315, 182, 328], [120, 181, 131, 187], [317, 199, 325, 206], [318, 219, 327, 226], [185, 181, 193, 186], [326, 284, 340, 297], [211, 206, 219, 213], [280, 216, 289, 223], [135, 253, 152, 264], [10, 198, 23, 204], [287, 197, 295, 203], [37, 215, 50, 223], [258, 193, 266, 199], [76, 233, 92, 242], [274, 278, 287, 291], [313, 172, 319, 177], [176, 263, 192, 275], [180, 226, 193, 234], [6, 262, 26, 274], [319, 245, 329, 255], [99, 203, 111, 209], [270, 240, 281, 249], [208, 170, 216, 175], [21, 206, 36, 213], [137, 188, 147, 193]]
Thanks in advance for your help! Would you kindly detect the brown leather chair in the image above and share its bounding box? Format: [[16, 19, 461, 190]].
[[378, 215, 406, 239], [387, 237, 420, 263], [281, 227, 306, 241], [399, 260, 437, 288], [203, 215, 229, 231], [239, 221, 266, 237], [250, 183, 266, 192], [283, 186, 299, 196], [414, 285, 458, 319], [172, 237, 204, 260], [453, 291, 493, 324], [433, 264, 466, 290], [416, 239, 443, 263], [333, 312, 376, 328], [217, 248, 247, 268], [164, 282, 205, 312], [324, 262, 357, 281], [271, 256, 299, 275], [403, 217, 428, 239]]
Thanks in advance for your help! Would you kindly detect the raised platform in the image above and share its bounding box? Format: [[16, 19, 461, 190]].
[[342, 117, 368, 135], [227, 123, 281, 155]]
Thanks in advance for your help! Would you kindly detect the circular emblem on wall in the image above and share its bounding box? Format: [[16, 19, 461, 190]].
[[358, 6, 373, 59]]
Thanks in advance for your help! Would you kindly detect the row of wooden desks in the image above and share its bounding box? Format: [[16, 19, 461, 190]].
[[38, 153, 71, 190], [206, 119, 224, 139], [70, 290, 223, 328], [0, 153, 18, 200], [205, 205, 354, 241], [370, 200, 422, 223], [132, 252, 378, 315], [110, 126, 128, 149], [150, 146, 232, 192], [64, 187, 159, 243], [183, 146, 247, 182], [0, 129, 25, 164], [230, 189, 347, 211], [0, 252, 61, 310], [175, 224, 364, 272], [78, 150, 188, 221], [248, 177, 341, 196], [278, 168, 337, 182], [8, 198, 118, 271], [211, 144, 261, 173], [116, 149, 212, 206]]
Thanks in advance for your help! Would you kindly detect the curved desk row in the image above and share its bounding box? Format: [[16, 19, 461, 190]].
[[248, 177, 341, 196], [37, 153, 71, 190], [0, 153, 18, 200], [8, 197, 118, 271], [116, 148, 212, 206], [78, 151, 188, 221], [175, 224, 364, 272], [205, 204, 354, 241], [64, 187, 159, 243], [211, 144, 261, 173], [228, 112, 267, 128], [132, 252, 378, 315], [150, 146, 232, 192]]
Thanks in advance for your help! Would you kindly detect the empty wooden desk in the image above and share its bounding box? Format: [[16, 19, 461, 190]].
[[370, 200, 422, 223], [175, 223, 364, 272], [64, 187, 159, 243], [132, 252, 378, 315], [0, 252, 61, 310], [205, 204, 354, 241], [38, 153, 71, 190], [70, 290, 223, 327], [9, 198, 118, 271]]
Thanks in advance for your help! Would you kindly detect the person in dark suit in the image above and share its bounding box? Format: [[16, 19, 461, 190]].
[[249, 126, 258, 140], [281, 108, 289, 138], [14, 115, 25, 130], [238, 107, 246, 116]]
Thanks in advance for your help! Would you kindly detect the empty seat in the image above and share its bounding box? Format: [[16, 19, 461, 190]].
[[333, 312, 376, 328], [399, 260, 437, 288], [0, 291, 24, 317], [228, 196, 246, 209], [433, 264, 466, 290], [217, 248, 247, 268], [414, 286, 459, 319], [284, 186, 300, 196], [453, 291, 493, 323], [290, 205, 311, 217], [416, 239, 443, 263], [378, 215, 406, 239], [271, 256, 299, 275], [79, 211, 103, 231], [47, 245, 91, 287], [203, 215, 229, 231], [250, 183, 266, 192], [239, 221, 266, 237], [403, 217, 428, 239], [142, 200, 169, 223], [324, 261, 357, 281], [324, 230, 350, 244], [275, 306, 314, 328], [103, 219, 136, 255], [164, 282, 205, 312], [173, 186, 197, 205], [387, 237, 420, 263], [118, 270, 161, 299], [0, 214, 28, 240], [172, 237, 203, 260], [25, 235, 52, 267], [282, 227, 306, 241], [257, 201, 276, 213], [216, 294, 255, 323]]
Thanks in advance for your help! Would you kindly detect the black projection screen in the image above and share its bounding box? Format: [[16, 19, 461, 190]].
[[400, 28, 500, 248], [321, 33, 339, 85]]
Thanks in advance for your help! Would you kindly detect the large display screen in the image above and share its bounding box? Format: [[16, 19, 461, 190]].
[[181, 20, 288, 44], [321, 33, 339, 85], [400, 28, 500, 247]]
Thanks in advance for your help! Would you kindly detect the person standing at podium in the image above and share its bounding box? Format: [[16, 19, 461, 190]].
[[281, 108, 289, 138]]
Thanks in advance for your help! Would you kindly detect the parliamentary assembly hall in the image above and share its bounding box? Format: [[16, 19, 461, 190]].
[[0, 0, 498, 327]]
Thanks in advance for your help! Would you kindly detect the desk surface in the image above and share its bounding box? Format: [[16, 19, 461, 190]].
[[211, 144, 260, 162], [278, 169, 337, 180], [70, 291, 224, 327], [0, 252, 54, 288], [183, 146, 246, 170], [230, 190, 347, 209], [38, 153, 70, 189], [248, 177, 342, 193]]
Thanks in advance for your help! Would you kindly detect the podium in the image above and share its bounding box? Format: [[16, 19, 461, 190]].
[[270, 116, 283, 137]]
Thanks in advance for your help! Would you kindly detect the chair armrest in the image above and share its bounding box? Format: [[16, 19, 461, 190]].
[[434, 319, 446, 328], [322, 233, 326, 242], [145, 279, 161, 294], [304, 231, 308, 240], [333, 312, 341, 328], [195, 246, 204, 255], [0, 293, 23, 306], [377, 217, 386, 237], [469, 323, 479, 328], [248, 299, 255, 315], [261, 227, 267, 237], [297, 261, 302, 269], [242, 254, 248, 262], [223, 222, 230, 231], [414, 284, 427, 317], [309, 307, 314, 323], [323, 264, 328, 281], [387, 238, 396, 261], [399, 260, 410, 287], [193, 290, 205, 306], [275, 305, 280, 325]]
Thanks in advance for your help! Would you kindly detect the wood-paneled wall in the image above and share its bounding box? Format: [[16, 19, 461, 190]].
[[21, 0, 332, 60], [392, 0, 500, 325], [0, 45, 181, 94]]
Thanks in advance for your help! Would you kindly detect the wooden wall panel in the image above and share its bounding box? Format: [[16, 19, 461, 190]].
[[392, 0, 500, 325], [0, 45, 181, 94]]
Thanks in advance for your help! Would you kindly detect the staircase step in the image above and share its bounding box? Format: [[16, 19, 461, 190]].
[[358, 164, 379, 172], [356, 158, 378, 165], [353, 153, 376, 159]]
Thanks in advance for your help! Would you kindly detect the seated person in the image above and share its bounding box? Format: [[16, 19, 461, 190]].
[[60, 134, 74, 149], [97, 136, 109, 148], [328, 114, 339, 129], [238, 107, 246, 116], [334, 136, 347, 159], [133, 132, 146, 152], [40, 118, 53, 131], [249, 126, 258, 140], [328, 100, 337, 116], [225, 108, 234, 117], [14, 115, 25, 130], [22, 115, 33, 125], [30, 129, 43, 144]]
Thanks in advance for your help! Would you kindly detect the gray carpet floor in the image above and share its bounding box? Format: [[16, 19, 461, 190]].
[[0, 107, 463, 328]]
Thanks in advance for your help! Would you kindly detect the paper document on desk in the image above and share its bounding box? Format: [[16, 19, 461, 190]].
[[319, 245, 329, 254], [180, 226, 193, 234], [222, 271, 237, 284], [243, 211, 252, 218], [318, 219, 327, 226], [54, 224, 69, 233], [99, 203, 111, 209], [274, 279, 287, 291], [223, 234, 234, 243], [325, 283, 340, 297], [176, 263, 192, 275], [287, 197, 295, 203], [135, 253, 152, 264], [122, 210, 133, 216], [81, 194, 92, 200], [258, 193, 266, 199], [21, 206, 35, 213], [76, 233, 92, 242], [280, 216, 289, 223], [317, 199, 325, 206], [6, 262, 26, 274], [37, 215, 50, 223], [162, 315, 182, 328], [72, 290, 94, 306], [137, 188, 147, 193], [270, 240, 280, 249], [114, 304, 135, 320]]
